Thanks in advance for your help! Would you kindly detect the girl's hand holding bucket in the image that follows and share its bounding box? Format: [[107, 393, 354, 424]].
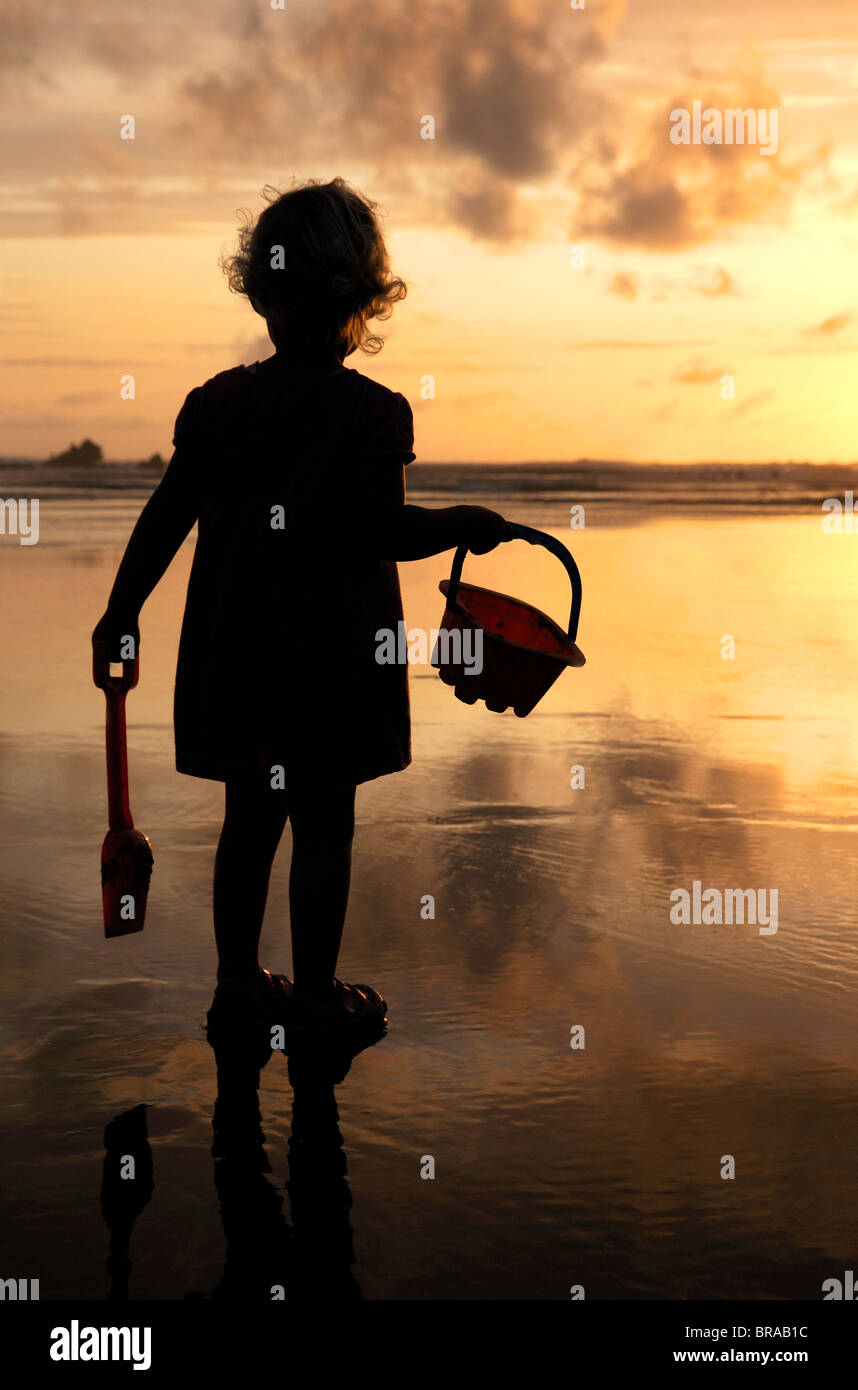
[[459, 506, 514, 554]]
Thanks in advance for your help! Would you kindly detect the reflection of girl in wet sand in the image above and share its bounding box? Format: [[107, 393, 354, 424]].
[[93, 177, 510, 1054]]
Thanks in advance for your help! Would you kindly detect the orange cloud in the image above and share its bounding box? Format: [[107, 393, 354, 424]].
[[806, 312, 852, 335], [696, 267, 737, 296], [575, 76, 821, 249], [608, 271, 639, 298], [672, 357, 727, 384]]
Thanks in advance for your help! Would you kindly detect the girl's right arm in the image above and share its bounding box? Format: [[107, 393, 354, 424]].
[[91, 449, 199, 659]]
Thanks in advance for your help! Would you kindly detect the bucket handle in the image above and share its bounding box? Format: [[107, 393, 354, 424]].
[[446, 522, 583, 641]]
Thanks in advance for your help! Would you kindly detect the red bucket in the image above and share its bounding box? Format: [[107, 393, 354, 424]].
[[433, 523, 585, 717]]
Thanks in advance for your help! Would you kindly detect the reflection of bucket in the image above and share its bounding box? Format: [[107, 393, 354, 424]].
[[433, 523, 586, 717]]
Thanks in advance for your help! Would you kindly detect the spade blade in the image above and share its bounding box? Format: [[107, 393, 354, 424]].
[[100, 827, 153, 938]]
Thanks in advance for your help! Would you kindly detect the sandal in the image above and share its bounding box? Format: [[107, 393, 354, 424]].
[[206, 968, 296, 1065], [288, 978, 387, 1034]]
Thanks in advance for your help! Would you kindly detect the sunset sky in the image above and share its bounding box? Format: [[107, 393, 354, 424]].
[[3, 0, 858, 462]]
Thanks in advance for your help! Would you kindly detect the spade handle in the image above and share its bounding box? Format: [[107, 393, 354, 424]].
[[93, 641, 136, 831]]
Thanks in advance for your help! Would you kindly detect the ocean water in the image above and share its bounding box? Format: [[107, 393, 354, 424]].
[[0, 474, 856, 1300]]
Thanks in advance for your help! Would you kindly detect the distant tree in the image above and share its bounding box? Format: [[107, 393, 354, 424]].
[[48, 438, 104, 467], [138, 452, 167, 471]]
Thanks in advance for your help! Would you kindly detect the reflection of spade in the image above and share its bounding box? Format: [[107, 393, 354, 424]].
[[100, 1103, 154, 1300]]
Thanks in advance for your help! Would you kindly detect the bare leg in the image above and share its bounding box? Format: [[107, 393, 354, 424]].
[[288, 784, 356, 999], [213, 773, 290, 985]]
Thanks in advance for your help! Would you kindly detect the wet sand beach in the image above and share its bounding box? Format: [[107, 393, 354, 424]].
[[0, 479, 856, 1299]]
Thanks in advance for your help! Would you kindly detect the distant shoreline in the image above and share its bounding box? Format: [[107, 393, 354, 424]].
[[0, 457, 854, 469], [1, 458, 855, 514]]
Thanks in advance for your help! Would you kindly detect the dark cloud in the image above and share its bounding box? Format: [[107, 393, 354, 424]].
[[441, 8, 565, 179], [0, 1, 834, 253], [0, 5, 43, 83], [0, 0, 617, 243], [583, 173, 693, 249], [448, 170, 520, 241]]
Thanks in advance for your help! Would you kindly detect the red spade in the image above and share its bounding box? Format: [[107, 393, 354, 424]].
[[92, 641, 153, 938]]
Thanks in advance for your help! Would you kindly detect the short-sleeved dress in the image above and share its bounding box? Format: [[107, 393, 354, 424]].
[[168, 361, 416, 789]]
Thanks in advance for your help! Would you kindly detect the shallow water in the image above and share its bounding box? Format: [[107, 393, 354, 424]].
[[0, 493, 856, 1299]]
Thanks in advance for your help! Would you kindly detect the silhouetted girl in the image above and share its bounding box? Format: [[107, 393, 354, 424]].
[[93, 177, 510, 1051]]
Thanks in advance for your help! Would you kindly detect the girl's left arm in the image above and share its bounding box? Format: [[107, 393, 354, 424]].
[[360, 462, 511, 560]]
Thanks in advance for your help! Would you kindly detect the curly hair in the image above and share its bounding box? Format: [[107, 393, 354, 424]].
[[220, 177, 407, 357]]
